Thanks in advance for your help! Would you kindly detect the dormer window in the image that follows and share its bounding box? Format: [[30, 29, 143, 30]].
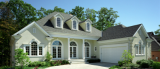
[[87, 23, 90, 31], [57, 17, 61, 27], [73, 20, 77, 29]]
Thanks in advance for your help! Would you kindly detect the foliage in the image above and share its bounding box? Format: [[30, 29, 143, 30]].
[[96, 7, 119, 31], [155, 25, 160, 36], [14, 48, 31, 69], [50, 60, 61, 66], [140, 60, 150, 68], [0, 1, 18, 66], [153, 61, 160, 69], [84, 8, 97, 27], [69, 6, 85, 21], [45, 52, 52, 62], [7, 0, 37, 29], [61, 60, 69, 65], [109, 65, 122, 69], [120, 50, 134, 66], [87, 59, 100, 63]]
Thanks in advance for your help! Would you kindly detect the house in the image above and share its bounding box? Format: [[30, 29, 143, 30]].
[[148, 32, 160, 62], [10, 12, 152, 66]]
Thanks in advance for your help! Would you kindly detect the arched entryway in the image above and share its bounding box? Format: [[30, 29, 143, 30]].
[[70, 41, 77, 58], [85, 42, 90, 58], [52, 40, 62, 59]]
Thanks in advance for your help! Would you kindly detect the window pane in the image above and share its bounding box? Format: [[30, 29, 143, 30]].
[[73, 21, 76, 29], [58, 47, 61, 58], [31, 42, 37, 55], [135, 46, 138, 54], [70, 42, 77, 46], [26, 46, 29, 55], [52, 41, 62, 46], [95, 47, 97, 51], [87, 23, 90, 30], [139, 44, 141, 54], [57, 18, 61, 27], [85, 42, 89, 46], [53, 47, 56, 58], [39, 47, 42, 55]]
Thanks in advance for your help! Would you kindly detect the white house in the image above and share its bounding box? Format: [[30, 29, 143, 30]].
[[10, 12, 152, 66]]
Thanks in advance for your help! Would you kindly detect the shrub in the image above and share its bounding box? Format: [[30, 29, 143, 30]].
[[45, 52, 52, 62], [153, 61, 160, 69], [28, 61, 41, 67], [46, 61, 51, 67], [61, 60, 69, 65], [41, 62, 46, 67], [87, 59, 100, 63], [140, 60, 150, 68], [109, 65, 122, 69], [148, 59, 154, 67]]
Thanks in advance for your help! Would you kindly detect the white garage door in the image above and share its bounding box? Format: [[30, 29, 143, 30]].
[[101, 46, 127, 63]]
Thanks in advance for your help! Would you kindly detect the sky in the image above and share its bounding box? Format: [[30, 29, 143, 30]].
[[1, 0, 160, 33]]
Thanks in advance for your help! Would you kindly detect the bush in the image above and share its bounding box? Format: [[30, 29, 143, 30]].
[[45, 52, 52, 62], [148, 59, 154, 67], [28, 61, 42, 67], [41, 62, 46, 67], [109, 65, 122, 69], [61, 60, 69, 65], [140, 60, 150, 68], [87, 59, 100, 63], [153, 61, 160, 69]]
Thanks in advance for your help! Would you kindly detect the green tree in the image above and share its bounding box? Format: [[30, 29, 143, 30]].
[[53, 6, 65, 13], [155, 25, 160, 36], [120, 50, 134, 66], [0, 1, 18, 66], [114, 22, 122, 26], [85, 8, 97, 27], [69, 6, 85, 21], [14, 48, 31, 69], [7, 0, 37, 29], [96, 7, 119, 31]]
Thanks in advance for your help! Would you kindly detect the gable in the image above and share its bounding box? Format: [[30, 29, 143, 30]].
[[13, 21, 50, 37]]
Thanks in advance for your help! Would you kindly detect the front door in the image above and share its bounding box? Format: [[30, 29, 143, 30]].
[[52, 46, 61, 59], [70, 46, 77, 58], [85, 42, 90, 58]]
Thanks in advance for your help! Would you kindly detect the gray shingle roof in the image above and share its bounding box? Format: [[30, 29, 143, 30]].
[[98, 24, 142, 41], [36, 12, 102, 37], [147, 32, 160, 51]]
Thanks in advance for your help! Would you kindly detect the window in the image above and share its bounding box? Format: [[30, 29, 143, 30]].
[[70, 42, 77, 46], [33, 28, 36, 33], [26, 46, 30, 55], [52, 40, 62, 59], [39, 47, 42, 55], [73, 21, 76, 29], [94, 46, 97, 52], [57, 18, 61, 27], [87, 23, 90, 31], [135, 41, 145, 55], [31, 41, 37, 56]]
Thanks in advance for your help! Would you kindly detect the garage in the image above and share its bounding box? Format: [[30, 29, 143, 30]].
[[100, 43, 128, 63]]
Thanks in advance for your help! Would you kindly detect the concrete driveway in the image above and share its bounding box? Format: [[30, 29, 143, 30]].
[[45, 62, 118, 69]]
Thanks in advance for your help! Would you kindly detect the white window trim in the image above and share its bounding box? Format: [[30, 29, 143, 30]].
[[72, 20, 78, 30], [23, 43, 45, 57], [56, 16, 63, 28], [135, 41, 145, 56], [86, 23, 91, 32]]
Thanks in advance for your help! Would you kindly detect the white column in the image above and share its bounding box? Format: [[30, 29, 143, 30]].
[[68, 38, 70, 60], [82, 39, 85, 59], [48, 41, 51, 54]]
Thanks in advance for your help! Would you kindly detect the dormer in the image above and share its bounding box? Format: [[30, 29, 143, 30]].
[[50, 13, 64, 29], [66, 16, 80, 31], [80, 19, 92, 32]]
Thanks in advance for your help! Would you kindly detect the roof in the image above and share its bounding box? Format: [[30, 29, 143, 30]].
[[98, 24, 142, 41], [36, 12, 102, 37], [147, 32, 160, 51]]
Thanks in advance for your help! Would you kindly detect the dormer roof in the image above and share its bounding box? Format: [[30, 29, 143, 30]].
[[36, 12, 102, 37]]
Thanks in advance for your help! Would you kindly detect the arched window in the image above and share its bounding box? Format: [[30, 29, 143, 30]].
[[70, 42, 77, 46], [87, 23, 90, 31], [31, 41, 37, 55], [57, 18, 61, 27], [52, 40, 62, 58], [73, 21, 76, 29], [85, 42, 89, 46]]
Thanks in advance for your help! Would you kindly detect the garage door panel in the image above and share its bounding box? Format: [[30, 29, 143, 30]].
[[101, 46, 127, 63]]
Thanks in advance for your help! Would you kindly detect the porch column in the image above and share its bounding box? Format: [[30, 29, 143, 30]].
[[68, 38, 70, 60], [82, 39, 85, 59]]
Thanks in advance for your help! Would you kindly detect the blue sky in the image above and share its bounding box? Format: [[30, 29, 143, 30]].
[[2, 0, 160, 33]]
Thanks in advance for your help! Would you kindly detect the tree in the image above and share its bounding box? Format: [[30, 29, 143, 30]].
[[85, 8, 97, 27], [7, 0, 37, 29], [0, 1, 18, 66], [53, 6, 65, 13], [114, 22, 122, 26], [96, 7, 119, 31], [155, 25, 160, 36], [14, 48, 31, 69], [120, 50, 134, 66], [69, 6, 85, 21]]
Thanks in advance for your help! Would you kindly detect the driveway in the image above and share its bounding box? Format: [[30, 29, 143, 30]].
[[45, 62, 118, 69]]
